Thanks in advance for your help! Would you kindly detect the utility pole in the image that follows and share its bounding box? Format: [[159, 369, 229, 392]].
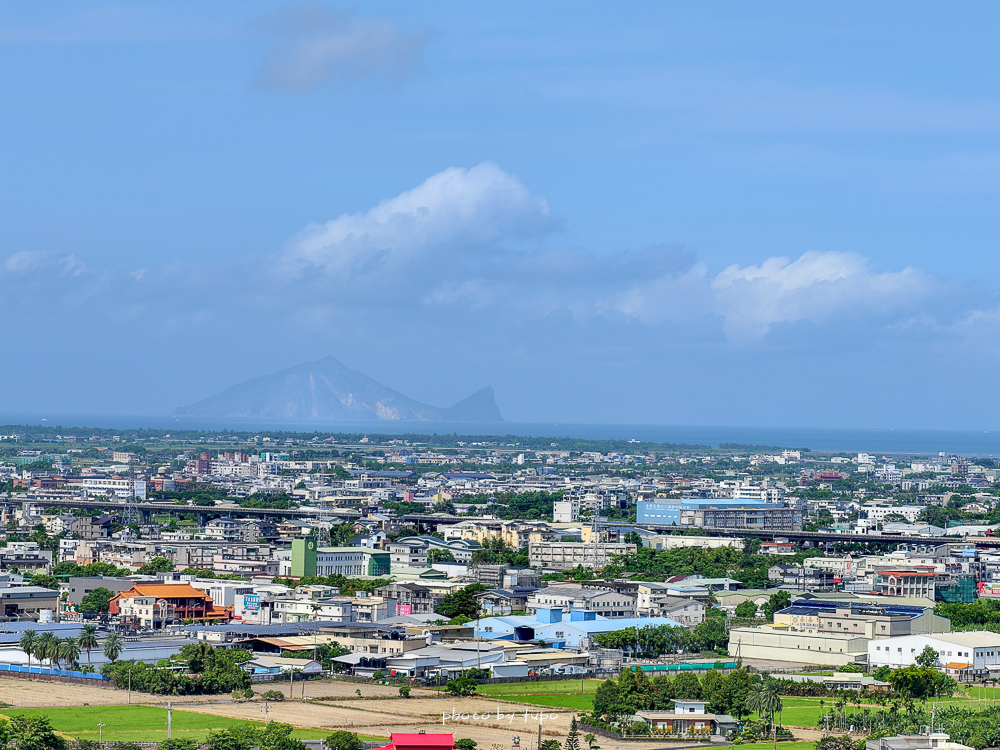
[[537, 715, 542, 750], [98, 721, 106, 744], [127, 665, 132, 704], [261, 701, 270, 725], [289, 667, 295, 699], [167, 700, 172, 739]]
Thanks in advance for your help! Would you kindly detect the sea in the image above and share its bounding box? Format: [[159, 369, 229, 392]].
[[1, 412, 998, 456]]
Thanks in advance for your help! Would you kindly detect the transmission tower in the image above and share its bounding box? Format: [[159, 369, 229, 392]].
[[316, 521, 332, 548], [122, 460, 140, 527]]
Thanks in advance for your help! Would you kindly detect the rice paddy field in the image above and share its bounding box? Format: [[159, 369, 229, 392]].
[[475, 680, 601, 710], [0, 705, 334, 743]]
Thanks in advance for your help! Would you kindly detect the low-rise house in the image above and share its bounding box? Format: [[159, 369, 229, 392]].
[[634, 699, 739, 737], [375, 582, 439, 615], [527, 586, 636, 619]]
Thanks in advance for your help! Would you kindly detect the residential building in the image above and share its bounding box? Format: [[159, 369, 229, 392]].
[[526, 585, 636, 618], [528, 541, 636, 570], [635, 699, 739, 737], [874, 570, 938, 599], [374, 582, 440, 615]]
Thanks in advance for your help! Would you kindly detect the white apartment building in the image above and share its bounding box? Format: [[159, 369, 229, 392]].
[[863, 503, 926, 524], [70, 477, 147, 499], [529, 541, 636, 570], [553, 499, 581, 523]]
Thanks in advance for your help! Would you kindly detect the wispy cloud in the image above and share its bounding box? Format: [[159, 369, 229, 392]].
[[4, 251, 87, 276], [254, 5, 427, 91]]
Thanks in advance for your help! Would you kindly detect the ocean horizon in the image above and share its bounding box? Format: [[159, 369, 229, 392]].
[[1, 412, 997, 456]]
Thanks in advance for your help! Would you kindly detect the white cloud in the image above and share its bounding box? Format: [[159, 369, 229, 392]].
[[4, 251, 49, 274], [708, 251, 936, 339], [280, 161, 552, 276], [255, 5, 427, 91], [4, 251, 88, 276], [274, 163, 987, 347]]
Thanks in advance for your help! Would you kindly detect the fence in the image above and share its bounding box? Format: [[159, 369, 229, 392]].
[[638, 662, 737, 674], [0, 663, 109, 682], [577, 723, 714, 745], [476, 671, 620, 685]]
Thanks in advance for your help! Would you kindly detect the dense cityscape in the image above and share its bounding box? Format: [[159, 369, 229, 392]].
[[2, 424, 1000, 748], [4, 4, 1000, 750]]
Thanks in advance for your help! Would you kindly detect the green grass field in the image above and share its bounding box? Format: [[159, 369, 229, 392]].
[[484, 694, 595, 710], [476, 681, 603, 696], [0, 706, 332, 743], [474, 680, 601, 710], [474, 680, 1000, 726], [736, 742, 814, 750]]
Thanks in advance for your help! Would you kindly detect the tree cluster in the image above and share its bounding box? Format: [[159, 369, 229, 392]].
[[101, 644, 252, 695]]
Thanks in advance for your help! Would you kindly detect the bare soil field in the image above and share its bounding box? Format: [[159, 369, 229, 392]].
[[0, 677, 756, 750]]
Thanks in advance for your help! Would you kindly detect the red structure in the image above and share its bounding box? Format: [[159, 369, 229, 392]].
[[371, 733, 455, 750], [110, 583, 229, 623]]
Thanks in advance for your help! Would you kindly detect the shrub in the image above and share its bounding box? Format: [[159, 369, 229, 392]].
[[325, 731, 362, 750], [261, 690, 285, 701]]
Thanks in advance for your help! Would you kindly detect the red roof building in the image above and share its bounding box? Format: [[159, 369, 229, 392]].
[[110, 583, 230, 628], [371, 733, 455, 750]]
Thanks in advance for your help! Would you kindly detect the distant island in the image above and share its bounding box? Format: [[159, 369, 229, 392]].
[[173, 356, 503, 422]]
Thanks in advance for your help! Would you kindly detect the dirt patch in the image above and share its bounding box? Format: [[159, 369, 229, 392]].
[[0, 677, 668, 750]]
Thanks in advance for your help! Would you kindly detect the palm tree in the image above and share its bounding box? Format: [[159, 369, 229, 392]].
[[78, 625, 99, 668], [747, 680, 782, 749], [34, 632, 55, 667], [102, 632, 123, 663], [46, 635, 63, 669], [18, 630, 36, 671], [59, 637, 81, 669]]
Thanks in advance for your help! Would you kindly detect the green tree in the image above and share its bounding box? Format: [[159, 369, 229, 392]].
[[747, 679, 782, 750], [763, 590, 792, 622], [80, 587, 114, 613], [137, 557, 175, 575], [59, 636, 81, 668], [205, 730, 253, 750], [428, 549, 456, 564], [159, 740, 199, 750], [34, 632, 56, 667], [8, 714, 66, 750], [259, 722, 306, 750], [78, 625, 99, 668], [19, 629, 37, 671], [673, 672, 703, 700], [324, 732, 362, 750], [564, 717, 580, 750], [436, 584, 487, 619], [915, 645, 940, 668], [28, 574, 60, 590], [454, 741, 477, 750], [398, 686, 411, 698], [102, 633, 123, 663], [445, 675, 478, 697], [734, 600, 758, 619]]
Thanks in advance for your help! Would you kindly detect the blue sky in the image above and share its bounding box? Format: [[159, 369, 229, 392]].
[[2, 2, 999, 428]]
